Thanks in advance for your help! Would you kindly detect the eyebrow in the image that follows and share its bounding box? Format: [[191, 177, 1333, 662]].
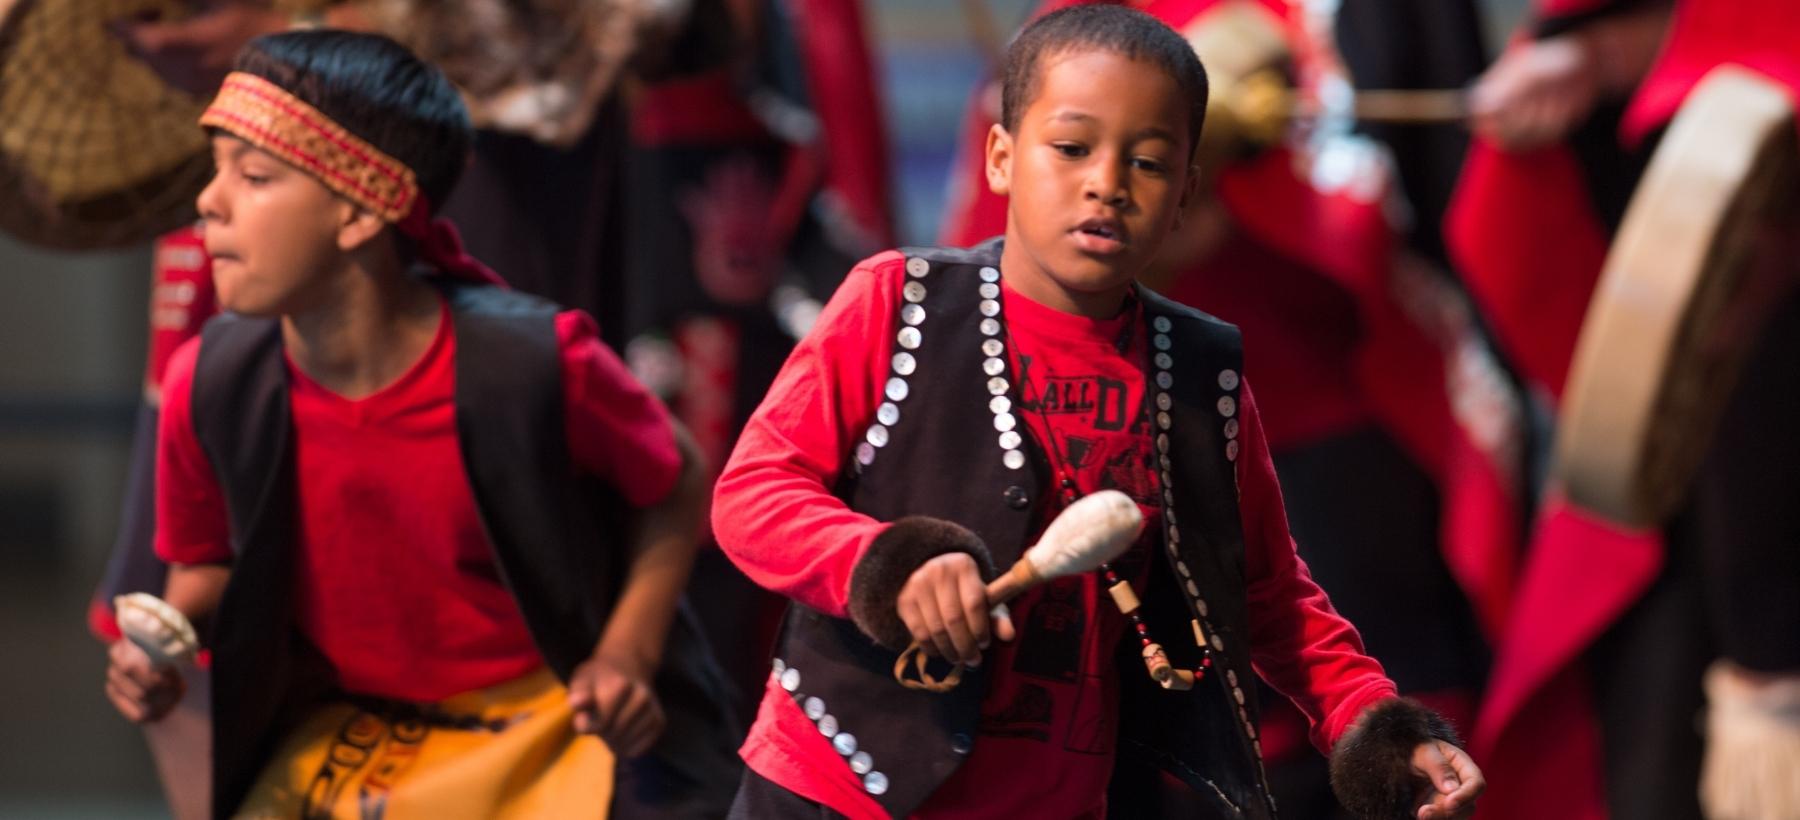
[[212, 136, 259, 164], [1044, 112, 1179, 144]]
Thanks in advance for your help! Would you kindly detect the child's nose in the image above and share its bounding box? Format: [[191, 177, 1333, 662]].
[[1084, 181, 1127, 207], [1084, 162, 1127, 205], [195, 175, 226, 223]]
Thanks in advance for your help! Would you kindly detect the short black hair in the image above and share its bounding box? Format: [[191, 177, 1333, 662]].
[[1000, 5, 1209, 154], [233, 30, 471, 210]]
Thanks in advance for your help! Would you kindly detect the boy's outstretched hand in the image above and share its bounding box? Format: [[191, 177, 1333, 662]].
[[1331, 698, 1484, 820], [567, 652, 665, 758], [1411, 738, 1484, 819], [896, 552, 1016, 667]]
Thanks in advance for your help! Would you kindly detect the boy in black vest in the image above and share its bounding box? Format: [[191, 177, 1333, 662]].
[[712, 6, 1484, 819], [101, 30, 737, 818]]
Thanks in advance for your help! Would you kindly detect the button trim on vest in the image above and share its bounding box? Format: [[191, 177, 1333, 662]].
[[1002, 485, 1029, 509]]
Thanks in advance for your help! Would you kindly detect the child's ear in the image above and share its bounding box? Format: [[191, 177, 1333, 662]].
[[336, 203, 388, 252], [1174, 163, 1203, 228], [984, 123, 1015, 196]]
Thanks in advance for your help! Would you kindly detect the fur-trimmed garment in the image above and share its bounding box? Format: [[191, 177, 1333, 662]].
[[713, 244, 1403, 818], [847, 517, 996, 651], [1330, 697, 1462, 819]]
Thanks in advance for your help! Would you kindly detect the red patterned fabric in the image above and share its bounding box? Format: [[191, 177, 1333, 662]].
[[145, 225, 218, 400], [631, 71, 772, 146]]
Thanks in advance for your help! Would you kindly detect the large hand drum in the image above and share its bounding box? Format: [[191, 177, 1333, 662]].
[[0, 1, 211, 249], [1554, 66, 1800, 527]]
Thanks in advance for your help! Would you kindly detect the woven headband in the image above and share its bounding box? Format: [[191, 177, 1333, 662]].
[[199, 71, 503, 286]]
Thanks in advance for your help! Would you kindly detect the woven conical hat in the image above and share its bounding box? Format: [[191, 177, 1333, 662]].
[[0, 0, 211, 249]]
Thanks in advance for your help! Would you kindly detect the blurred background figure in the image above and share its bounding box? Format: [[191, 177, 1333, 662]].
[[617, 0, 896, 724], [1454, 3, 1800, 820]]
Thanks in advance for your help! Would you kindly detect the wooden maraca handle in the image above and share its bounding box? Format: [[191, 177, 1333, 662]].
[[983, 556, 1041, 607]]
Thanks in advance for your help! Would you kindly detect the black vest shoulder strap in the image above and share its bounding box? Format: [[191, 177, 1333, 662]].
[[443, 284, 615, 680], [190, 312, 324, 819], [191, 313, 289, 555]]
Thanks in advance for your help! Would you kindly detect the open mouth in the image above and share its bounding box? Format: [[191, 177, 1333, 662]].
[[1073, 218, 1126, 251], [1077, 220, 1118, 240]]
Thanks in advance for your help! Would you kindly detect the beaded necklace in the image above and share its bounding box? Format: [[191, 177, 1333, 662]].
[[1005, 289, 1214, 691]]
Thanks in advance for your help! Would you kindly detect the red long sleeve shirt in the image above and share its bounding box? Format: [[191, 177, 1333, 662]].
[[712, 251, 1396, 818]]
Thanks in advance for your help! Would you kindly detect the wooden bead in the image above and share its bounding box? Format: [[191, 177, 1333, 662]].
[[1143, 643, 1172, 682], [1108, 580, 1141, 615]]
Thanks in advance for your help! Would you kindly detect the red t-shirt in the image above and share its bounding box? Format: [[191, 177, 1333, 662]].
[[713, 251, 1397, 819], [913, 280, 1164, 818], [156, 298, 681, 703]]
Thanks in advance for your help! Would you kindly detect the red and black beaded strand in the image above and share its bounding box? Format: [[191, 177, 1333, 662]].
[[1008, 291, 1213, 689], [1051, 468, 1213, 690]]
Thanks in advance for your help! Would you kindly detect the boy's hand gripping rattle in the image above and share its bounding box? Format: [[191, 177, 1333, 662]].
[[114, 592, 201, 669], [894, 490, 1143, 692]]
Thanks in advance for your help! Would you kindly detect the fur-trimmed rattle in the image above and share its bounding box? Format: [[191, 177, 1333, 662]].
[[894, 489, 1143, 692]]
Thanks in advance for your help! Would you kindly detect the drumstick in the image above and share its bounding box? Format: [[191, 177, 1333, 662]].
[[1352, 89, 1469, 123], [115, 592, 200, 669], [895, 490, 1144, 692], [1289, 89, 1470, 124]]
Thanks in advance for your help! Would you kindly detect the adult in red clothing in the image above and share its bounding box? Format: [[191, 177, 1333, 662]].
[[621, 0, 897, 728], [713, 7, 1483, 819], [1442, 5, 1673, 820], [1461, 3, 1800, 819], [101, 30, 734, 818], [1450, 0, 1671, 402]]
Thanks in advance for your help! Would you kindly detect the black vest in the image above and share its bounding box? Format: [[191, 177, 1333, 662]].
[[190, 283, 737, 818], [767, 243, 1278, 818]]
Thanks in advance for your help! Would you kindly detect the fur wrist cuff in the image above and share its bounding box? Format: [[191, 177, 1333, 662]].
[[1329, 697, 1461, 820], [848, 517, 994, 650]]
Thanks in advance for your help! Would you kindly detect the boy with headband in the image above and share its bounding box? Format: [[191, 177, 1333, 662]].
[[102, 29, 730, 817]]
